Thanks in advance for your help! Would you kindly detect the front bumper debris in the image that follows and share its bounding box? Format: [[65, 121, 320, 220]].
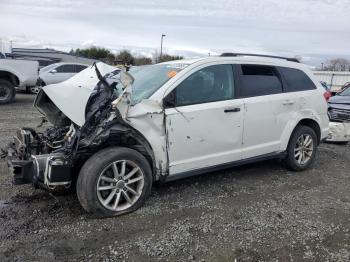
[[327, 122, 350, 143], [7, 150, 73, 188], [5, 128, 73, 188], [7, 146, 35, 185]]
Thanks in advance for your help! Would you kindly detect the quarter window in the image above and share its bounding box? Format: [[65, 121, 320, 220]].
[[279, 67, 316, 92], [170, 64, 234, 107], [239, 65, 283, 97]]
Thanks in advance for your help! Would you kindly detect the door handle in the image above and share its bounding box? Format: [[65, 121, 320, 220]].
[[282, 100, 295, 105], [224, 107, 241, 113]]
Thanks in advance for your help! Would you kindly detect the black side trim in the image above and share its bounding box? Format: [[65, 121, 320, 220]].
[[161, 152, 286, 183]]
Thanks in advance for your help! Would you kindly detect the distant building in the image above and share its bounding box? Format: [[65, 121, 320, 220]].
[[8, 48, 98, 68], [313, 71, 350, 91]]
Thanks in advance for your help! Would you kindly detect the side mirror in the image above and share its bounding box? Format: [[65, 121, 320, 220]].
[[50, 69, 57, 74], [163, 91, 176, 108]]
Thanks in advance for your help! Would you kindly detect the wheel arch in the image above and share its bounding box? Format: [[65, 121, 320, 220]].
[[296, 118, 321, 144], [280, 116, 322, 151], [120, 127, 157, 181], [79, 123, 158, 181], [0, 70, 20, 86]]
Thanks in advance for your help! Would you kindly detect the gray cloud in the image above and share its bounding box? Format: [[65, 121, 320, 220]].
[[1, 0, 350, 66]]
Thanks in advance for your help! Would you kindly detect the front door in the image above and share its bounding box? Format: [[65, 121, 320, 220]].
[[164, 64, 244, 175]]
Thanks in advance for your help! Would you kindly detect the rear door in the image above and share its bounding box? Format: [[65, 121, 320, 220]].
[[164, 64, 244, 175], [238, 64, 295, 159], [278, 66, 319, 113]]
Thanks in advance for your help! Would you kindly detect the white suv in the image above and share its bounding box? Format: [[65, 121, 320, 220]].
[[6, 55, 329, 217]]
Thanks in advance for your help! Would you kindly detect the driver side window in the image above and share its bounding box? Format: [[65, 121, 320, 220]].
[[166, 64, 234, 107]]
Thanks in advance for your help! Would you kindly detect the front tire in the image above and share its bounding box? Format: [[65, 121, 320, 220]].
[[285, 125, 318, 171], [0, 79, 15, 104], [76, 147, 153, 217]]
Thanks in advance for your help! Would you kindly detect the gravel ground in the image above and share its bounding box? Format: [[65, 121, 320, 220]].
[[1, 93, 350, 261]]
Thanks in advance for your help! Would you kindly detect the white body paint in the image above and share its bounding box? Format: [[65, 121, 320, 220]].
[[41, 62, 117, 126], [0, 59, 39, 87], [43, 57, 330, 178]]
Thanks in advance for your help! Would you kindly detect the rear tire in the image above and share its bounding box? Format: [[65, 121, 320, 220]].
[[76, 147, 153, 217], [285, 125, 317, 171], [0, 79, 15, 104]]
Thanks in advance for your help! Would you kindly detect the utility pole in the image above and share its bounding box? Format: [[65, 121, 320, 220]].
[[160, 34, 166, 62]]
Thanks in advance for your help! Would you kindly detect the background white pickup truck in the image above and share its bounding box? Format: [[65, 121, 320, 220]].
[[0, 54, 39, 104]]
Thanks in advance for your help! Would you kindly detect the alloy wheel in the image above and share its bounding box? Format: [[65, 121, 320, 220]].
[[294, 134, 314, 165], [96, 160, 145, 211]]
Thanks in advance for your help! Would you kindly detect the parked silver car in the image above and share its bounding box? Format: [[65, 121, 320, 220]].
[[38, 62, 89, 86]]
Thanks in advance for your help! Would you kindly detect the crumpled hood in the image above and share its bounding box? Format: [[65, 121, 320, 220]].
[[36, 62, 117, 126]]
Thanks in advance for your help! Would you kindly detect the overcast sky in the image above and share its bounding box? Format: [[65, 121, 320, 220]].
[[1, 0, 350, 66]]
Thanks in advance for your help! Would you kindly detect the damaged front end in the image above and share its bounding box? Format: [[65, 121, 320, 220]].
[[327, 94, 350, 143], [3, 63, 144, 190], [6, 124, 72, 187]]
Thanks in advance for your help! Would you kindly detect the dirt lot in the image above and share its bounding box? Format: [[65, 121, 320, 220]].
[[0, 93, 350, 261]]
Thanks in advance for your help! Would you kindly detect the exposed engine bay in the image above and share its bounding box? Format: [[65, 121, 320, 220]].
[[3, 63, 156, 190]]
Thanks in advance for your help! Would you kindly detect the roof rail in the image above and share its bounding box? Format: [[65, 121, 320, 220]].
[[220, 53, 300, 63]]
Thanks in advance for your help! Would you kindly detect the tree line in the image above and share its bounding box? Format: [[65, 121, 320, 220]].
[[321, 58, 350, 71], [69, 47, 183, 66]]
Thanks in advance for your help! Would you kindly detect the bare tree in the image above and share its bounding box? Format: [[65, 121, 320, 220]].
[[134, 57, 153, 65], [323, 58, 350, 71]]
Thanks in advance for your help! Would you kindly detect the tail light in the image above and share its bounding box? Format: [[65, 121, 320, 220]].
[[323, 91, 331, 102]]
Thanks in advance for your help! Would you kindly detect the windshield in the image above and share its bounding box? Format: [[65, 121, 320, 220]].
[[339, 87, 350, 96], [129, 63, 188, 104]]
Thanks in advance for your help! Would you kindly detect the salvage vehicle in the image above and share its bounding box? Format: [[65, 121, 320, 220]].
[[4, 54, 330, 217], [0, 53, 39, 104], [327, 86, 350, 143]]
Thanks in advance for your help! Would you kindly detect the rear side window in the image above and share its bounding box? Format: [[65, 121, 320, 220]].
[[239, 65, 283, 97], [279, 67, 316, 92], [56, 64, 75, 73]]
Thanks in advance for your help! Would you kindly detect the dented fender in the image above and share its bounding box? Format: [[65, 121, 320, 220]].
[[116, 97, 168, 177]]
